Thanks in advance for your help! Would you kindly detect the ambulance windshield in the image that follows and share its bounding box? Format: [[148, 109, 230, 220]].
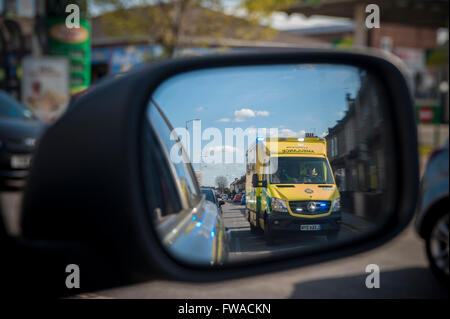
[[270, 157, 334, 184]]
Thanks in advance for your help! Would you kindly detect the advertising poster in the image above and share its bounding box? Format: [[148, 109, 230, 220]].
[[21, 56, 70, 123], [46, 16, 91, 94]]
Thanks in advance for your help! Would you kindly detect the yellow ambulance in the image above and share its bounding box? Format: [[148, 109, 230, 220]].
[[245, 135, 341, 244]]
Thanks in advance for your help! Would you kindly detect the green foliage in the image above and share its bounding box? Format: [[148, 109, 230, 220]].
[[241, 0, 321, 17], [92, 0, 279, 56]]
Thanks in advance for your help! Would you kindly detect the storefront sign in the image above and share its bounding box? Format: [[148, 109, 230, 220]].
[[415, 102, 441, 124], [46, 1, 91, 94]]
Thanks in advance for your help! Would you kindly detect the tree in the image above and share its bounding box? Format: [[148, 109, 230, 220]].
[[91, 0, 277, 57], [215, 175, 228, 193], [240, 0, 319, 22], [241, 0, 317, 15]]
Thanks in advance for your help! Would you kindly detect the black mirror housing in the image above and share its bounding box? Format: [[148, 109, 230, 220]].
[[19, 49, 418, 294]]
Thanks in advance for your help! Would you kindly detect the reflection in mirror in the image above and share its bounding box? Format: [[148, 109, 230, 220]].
[[142, 64, 392, 266]]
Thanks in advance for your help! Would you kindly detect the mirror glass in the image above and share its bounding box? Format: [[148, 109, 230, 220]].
[[142, 64, 393, 266]]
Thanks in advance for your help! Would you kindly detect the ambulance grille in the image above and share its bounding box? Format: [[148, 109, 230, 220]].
[[289, 201, 331, 215]]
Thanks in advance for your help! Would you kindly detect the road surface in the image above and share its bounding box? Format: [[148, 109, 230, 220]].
[[221, 202, 362, 263]]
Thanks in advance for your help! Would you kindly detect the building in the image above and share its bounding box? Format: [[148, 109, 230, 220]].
[[230, 176, 245, 195], [326, 74, 385, 222]]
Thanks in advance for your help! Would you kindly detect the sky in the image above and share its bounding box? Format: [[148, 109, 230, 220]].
[[152, 64, 362, 187]]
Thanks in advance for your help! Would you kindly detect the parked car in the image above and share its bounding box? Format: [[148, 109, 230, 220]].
[[201, 188, 225, 215], [0, 90, 46, 190], [233, 194, 242, 203], [415, 141, 449, 284]]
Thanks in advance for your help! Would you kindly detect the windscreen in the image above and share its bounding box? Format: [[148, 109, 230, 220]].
[[270, 157, 334, 184]]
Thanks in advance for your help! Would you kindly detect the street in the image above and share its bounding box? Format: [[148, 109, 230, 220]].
[[88, 221, 448, 299], [221, 202, 363, 263]]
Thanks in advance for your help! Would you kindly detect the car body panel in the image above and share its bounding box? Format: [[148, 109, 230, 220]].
[[201, 188, 223, 214], [0, 92, 47, 190], [157, 199, 228, 265], [415, 142, 449, 237]]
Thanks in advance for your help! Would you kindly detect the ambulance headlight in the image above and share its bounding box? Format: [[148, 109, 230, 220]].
[[272, 197, 288, 213], [332, 198, 341, 212]]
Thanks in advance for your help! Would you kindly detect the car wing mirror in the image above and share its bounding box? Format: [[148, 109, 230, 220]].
[[21, 50, 418, 294]]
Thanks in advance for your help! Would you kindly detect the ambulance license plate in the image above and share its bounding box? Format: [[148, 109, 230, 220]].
[[300, 224, 321, 231]]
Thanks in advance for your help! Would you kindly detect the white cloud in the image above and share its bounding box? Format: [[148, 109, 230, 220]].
[[278, 129, 298, 137], [217, 118, 231, 122], [203, 145, 241, 155], [255, 110, 269, 117], [196, 106, 205, 112], [234, 108, 255, 122], [270, 129, 306, 138], [233, 108, 270, 122]]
